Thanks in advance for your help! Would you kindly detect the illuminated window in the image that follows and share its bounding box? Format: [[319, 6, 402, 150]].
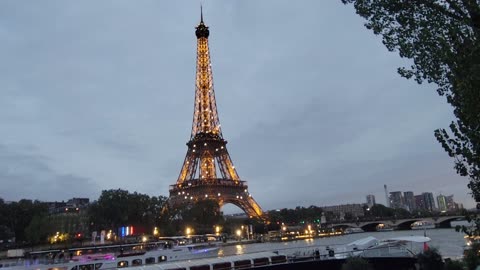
[[117, 261, 128, 268]]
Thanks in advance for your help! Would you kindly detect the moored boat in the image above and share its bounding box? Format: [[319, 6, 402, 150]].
[[411, 220, 436, 230], [0, 241, 220, 270]]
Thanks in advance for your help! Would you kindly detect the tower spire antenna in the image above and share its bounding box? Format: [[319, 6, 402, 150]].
[[200, 5, 204, 23]]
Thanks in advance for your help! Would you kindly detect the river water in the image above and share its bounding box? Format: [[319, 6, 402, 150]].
[[219, 226, 467, 259]]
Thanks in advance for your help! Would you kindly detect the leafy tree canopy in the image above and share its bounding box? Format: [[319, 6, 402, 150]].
[[88, 189, 167, 232], [341, 0, 480, 201]]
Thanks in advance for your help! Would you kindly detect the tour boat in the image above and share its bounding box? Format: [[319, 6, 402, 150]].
[[410, 220, 436, 230], [344, 228, 364, 234], [0, 242, 220, 270], [376, 223, 394, 231]]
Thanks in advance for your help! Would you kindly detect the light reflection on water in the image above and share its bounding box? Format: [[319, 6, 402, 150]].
[[219, 227, 467, 259], [235, 244, 244, 255]]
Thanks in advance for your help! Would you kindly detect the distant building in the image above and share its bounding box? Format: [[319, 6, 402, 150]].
[[446, 195, 456, 211], [366, 195, 376, 208], [415, 195, 426, 210], [384, 185, 390, 208], [45, 198, 90, 214], [423, 192, 436, 211], [322, 204, 365, 218], [67, 198, 90, 208], [437, 194, 447, 212], [389, 191, 404, 209], [404, 191, 415, 212]]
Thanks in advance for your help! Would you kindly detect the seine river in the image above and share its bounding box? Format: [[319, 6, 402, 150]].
[[219, 225, 467, 259]]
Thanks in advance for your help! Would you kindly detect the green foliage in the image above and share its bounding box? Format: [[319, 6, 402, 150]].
[[267, 205, 323, 224], [24, 215, 50, 245], [161, 200, 223, 235], [417, 248, 444, 270], [463, 243, 480, 270], [369, 204, 394, 218], [341, 256, 372, 270], [444, 259, 464, 270], [88, 189, 167, 233], [341, 0, 480, 204], [0, 199, 48, 242]]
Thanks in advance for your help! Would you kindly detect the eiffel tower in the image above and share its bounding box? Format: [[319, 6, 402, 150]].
[[167, 10, 264, 219]]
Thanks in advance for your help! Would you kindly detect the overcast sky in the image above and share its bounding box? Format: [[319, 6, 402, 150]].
[[0, 1, 474, 213]]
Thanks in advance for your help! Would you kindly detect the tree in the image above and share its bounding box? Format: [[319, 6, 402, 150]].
[[463, 242, 480, 270], [369, 204, 394, 218], [160, 200, 223, 235], [341, 1, 480, 202], [417, 248, 444, 270], [341, 256, 372, 270], [88, 189, 168, 234]]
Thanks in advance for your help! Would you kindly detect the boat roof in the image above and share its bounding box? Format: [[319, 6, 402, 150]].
[[137, 251, 281, 269], [347, 236, 378, 247], [384, 236, 431, 243]]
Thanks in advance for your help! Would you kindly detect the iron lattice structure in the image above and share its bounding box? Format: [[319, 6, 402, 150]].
[[168, 13, 264, 219]]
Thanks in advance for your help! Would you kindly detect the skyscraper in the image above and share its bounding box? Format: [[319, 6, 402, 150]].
[[415, 195, 426, 210], [437, 194, 447, 212], [423, 192, 436, 212], [389, 191, 404, 209], [446, 195, 456, 211], [404, 191, 415, 212], [366, 195, 376, 208], [384, 185, 390, 207]]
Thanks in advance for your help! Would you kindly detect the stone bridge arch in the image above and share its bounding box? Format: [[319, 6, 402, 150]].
[[436, 216, 464, 228]]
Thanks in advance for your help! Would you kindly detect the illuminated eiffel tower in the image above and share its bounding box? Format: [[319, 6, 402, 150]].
[[167, 10, 264, 219]]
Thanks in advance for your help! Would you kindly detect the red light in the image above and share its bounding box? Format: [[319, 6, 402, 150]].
[[77, 234, 81, 238]]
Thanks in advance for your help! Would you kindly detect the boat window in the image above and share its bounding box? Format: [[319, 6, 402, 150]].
[[253, 257, 269, 266], [190, 265, 210, 270], [94, 263, 103, 269], [145, 257, 155, 264], [270, 255, 287, 264], [233, 259, 251, 269], [79, 264, 94, 270], [117, 261, 128, 268], [212, 262, 231, 270], [158, 255, 167, 262], [132, 259, 142, 266]]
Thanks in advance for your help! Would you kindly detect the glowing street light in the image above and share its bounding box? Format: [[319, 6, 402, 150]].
[[186, 227, 193, 236]]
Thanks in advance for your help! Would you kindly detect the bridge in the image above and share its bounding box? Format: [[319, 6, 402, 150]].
[[330, 216, 465, 231]]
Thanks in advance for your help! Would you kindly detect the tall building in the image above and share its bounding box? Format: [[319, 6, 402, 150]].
[[384, 185, 390, 207], [423, 192, 436, 211], [366, 195, 376, 208], [389, 191, 404, 209], [446, 195, 456, 211], [322, 204, 365, 218], [403, 191, 415, 212], [437, 194, 447, 212], [415, 195, 426, 210]]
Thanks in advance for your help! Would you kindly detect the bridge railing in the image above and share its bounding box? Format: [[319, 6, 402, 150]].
[[170, 179, 247, 191]]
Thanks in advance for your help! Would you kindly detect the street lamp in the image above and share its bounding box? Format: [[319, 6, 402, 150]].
[[186, 227, 192, 236], [236, 229, 242, 241]]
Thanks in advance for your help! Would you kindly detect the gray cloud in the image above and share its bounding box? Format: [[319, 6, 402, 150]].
[[0, 1, 473, 212]]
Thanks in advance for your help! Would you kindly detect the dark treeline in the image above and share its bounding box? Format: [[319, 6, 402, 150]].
[[0, 189, 465, 247]]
